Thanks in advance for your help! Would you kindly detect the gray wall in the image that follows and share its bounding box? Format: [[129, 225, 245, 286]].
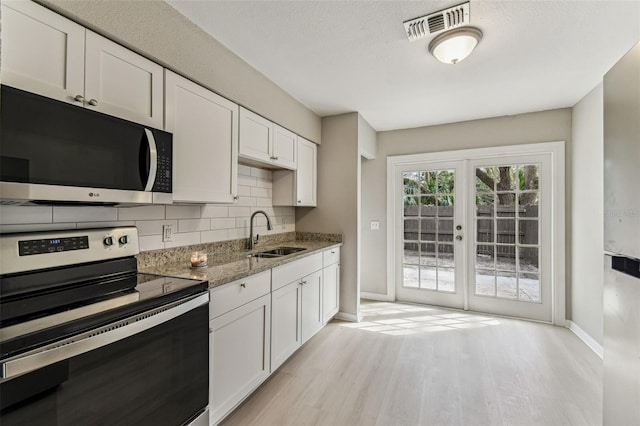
[[361, 109, 573, 315], [38, 0, 321, 143], [571, 83, 604, 345], [296, 113, 360, 318]]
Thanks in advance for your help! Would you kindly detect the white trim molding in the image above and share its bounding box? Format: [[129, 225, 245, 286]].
[[360, 292, 394, 302], [387, 141, 566, 326], [566, 320, 604, 359], [335, 311, 362, 322]]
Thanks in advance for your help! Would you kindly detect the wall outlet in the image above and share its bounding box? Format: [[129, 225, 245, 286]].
[[162, 224, 173, 242], [370, 220, 380, 230]]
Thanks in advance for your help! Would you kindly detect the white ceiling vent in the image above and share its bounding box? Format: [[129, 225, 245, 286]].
[[403, 2, 470, 42]]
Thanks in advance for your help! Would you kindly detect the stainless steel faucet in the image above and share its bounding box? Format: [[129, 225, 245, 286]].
[[248, 210, 273, 250]]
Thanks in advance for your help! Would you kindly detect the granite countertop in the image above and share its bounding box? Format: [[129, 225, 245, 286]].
[[139, 239, 342, 289]]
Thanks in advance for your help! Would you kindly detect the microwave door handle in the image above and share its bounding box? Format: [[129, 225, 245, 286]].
[[143, 128, 158, 192]]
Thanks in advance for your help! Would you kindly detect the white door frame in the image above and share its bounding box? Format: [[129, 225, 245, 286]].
[[387, 141, 565, 325]]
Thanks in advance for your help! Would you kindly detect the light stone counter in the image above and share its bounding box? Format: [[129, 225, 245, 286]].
[[138, 233, 342, 289]]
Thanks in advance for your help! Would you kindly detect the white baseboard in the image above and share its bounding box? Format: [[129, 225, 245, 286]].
[[360, 292, 394, 302], [335, 311, 362, 322], [566, 320, 603, 359]]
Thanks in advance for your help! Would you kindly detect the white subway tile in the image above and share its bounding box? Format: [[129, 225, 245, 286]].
[[255, 198, 273, 207], [211, 218, 236, 229], [237, 185, 252, 196], [250, 187, 271, 198], [76, 221, 135, 229], [255, 178, 273, 188], [251, 167, 272, 180], [118, 205, 165, 221], [0, 223, 75, 233], [139, 235, 165, 251], [0, 206, 52, 224], [201, 229, 229, 243], [238, 175, 257, 187], [136, 219, 178, 236], [234, 196, 256, 207], [179, 219, 210, 232], [54, 206, 118, 223], [252, 207, 275, 216], [235, 217, 249, 228], [238, 164, 252, 177], [164, 231, 200, 248], [228, 227, 249, 239], [228, 207, 250, 218], [166, 205, 202, 219], [273, 206, 295, 216], [200, 206, 228, 218]]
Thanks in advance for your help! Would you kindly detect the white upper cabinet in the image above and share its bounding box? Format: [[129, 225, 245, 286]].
[[239, 107, 297, 170], [1, 0, 85, 103], [84, 32, 164, 128], [272, 136, 317, 207], [165, 70, 238, 204], [296, 137, 317, 206], [1, 0, 163, 128], [272, 125, 297, 170]]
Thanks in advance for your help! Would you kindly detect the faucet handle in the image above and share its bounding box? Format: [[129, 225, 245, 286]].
[[254, 234, 260, 245]]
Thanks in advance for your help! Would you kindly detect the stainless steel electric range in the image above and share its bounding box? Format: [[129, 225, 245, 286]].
[[0, 226, 209, 426]]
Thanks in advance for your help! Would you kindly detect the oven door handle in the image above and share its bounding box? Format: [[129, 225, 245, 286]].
[[1, 293, 209, 380]]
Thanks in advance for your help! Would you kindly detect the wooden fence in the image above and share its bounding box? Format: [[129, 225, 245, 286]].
[[403, 205, 538, 261]]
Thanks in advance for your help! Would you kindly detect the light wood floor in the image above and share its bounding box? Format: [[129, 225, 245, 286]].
[[222, 300, 602, 426]]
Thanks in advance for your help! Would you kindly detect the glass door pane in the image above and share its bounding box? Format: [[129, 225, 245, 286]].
[[402, 169, 457, 293], [473, 163, 541, 303]]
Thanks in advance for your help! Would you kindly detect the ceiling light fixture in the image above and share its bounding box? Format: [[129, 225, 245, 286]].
[[428, 27, 483, 65]]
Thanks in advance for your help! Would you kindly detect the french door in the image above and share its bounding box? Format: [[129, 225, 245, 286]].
[[389, 143, 563, 323]]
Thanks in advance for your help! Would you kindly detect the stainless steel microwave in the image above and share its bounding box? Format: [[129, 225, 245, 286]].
[[0, 85, 172, 206]]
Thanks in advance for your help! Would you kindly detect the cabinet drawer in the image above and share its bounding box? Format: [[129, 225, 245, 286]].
[[272, 253, 322, 291], [323, 246, 340, 267], [210, 270, 271, 319]]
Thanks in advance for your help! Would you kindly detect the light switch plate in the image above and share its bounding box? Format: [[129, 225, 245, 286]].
[[370, 221, 380, 230]]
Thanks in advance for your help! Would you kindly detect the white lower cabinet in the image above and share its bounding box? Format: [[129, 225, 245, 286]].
[[209, 272, 271, 425], [209, 249, 340, 424], [270, 280, 301, 371], [322, 247, 340, 323]]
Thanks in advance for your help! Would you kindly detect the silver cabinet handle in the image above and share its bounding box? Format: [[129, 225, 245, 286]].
[[1, 293, 209, 379], [73, 94, 85, 103], [143, 129, 158, 192], [87, 98, 98, 106], [240, 283, 246, 288], [233, 196, 239, 201], [331, 250, 335, 254], [297, 200, 302, 203]]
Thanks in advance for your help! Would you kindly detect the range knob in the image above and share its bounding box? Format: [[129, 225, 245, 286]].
[[119, 235, 129, 245], [103, 236, 114, 247]]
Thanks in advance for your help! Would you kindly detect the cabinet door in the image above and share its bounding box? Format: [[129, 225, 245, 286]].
[[239, 107, 273, 163], [272, 125, 297, 170], [165, 71, 238, 203], [322, 262, 340, 323], [210, 294, 271, 425], [0, 0, 85, 104], [301, 270, 323, 343], [296, 137, 318, 206], [84, 31, 164, 128], [271, 281, 301, 372]]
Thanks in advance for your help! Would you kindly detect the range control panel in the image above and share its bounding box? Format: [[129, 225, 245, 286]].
[[18, 236, 89, 256], [1, 226, 140, 275]]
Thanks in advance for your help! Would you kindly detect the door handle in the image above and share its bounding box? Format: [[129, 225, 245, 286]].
[[456, 235, 463, 241], [143, 129, 158, 192]]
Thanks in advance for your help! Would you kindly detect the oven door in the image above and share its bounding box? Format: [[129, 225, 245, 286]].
[[0, 294, 209, 426]]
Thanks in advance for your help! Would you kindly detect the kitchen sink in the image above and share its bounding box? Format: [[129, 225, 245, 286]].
[[247, 246, 307, 258]]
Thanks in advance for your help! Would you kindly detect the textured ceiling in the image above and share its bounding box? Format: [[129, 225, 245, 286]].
[[167, 0, 640, 131]]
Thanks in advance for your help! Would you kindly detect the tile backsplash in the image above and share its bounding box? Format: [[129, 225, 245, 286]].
[[0, 165, 295, 252]]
